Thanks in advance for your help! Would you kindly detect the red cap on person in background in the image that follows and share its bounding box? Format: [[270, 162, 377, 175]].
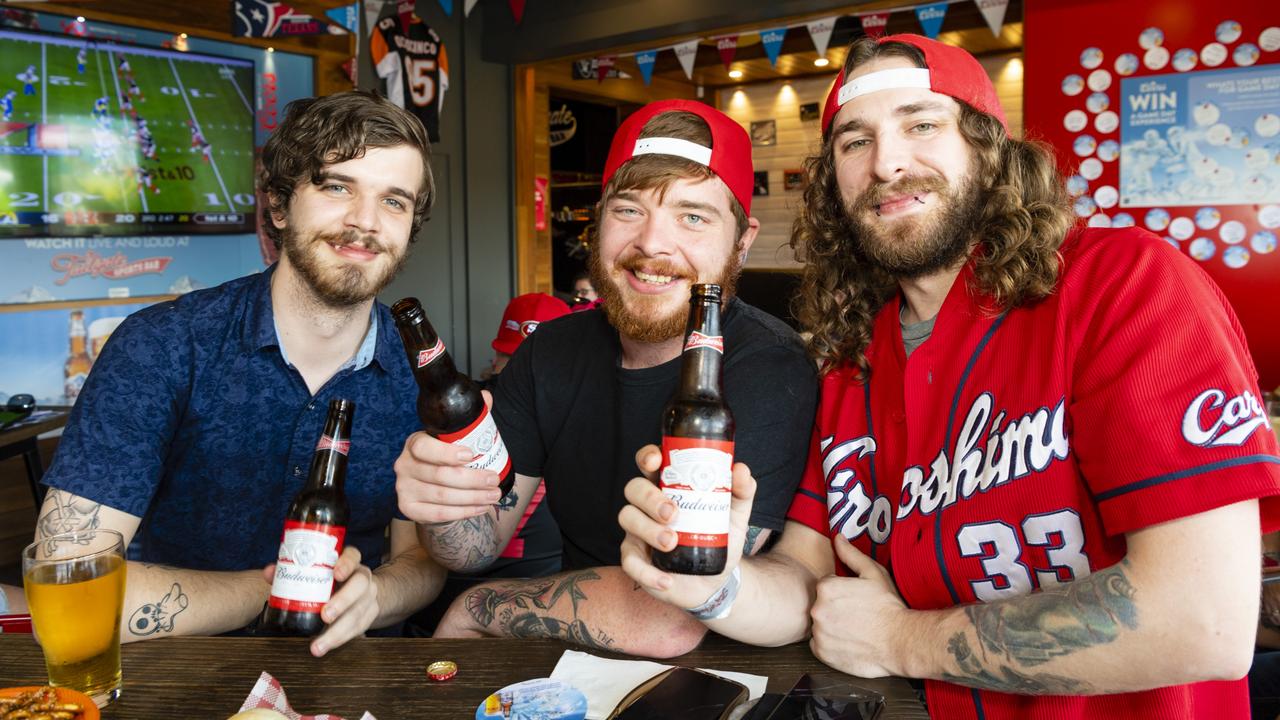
[[601, 99, 755, 215], [820, 33, 1008, 136], [492, 293, 571, 356]]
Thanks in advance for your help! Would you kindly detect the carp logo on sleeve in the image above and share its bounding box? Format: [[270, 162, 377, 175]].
[[1181, 388, 1268, 447], [822, 434, 893, 543]]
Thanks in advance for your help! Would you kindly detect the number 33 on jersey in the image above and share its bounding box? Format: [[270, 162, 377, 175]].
[[371, 15, 449, 142]]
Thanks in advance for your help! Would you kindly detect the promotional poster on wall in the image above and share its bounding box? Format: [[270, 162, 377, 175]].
[[1, 233, 266, 304], [1120, 65, 1280, 207], [1, 301, 155, 405]]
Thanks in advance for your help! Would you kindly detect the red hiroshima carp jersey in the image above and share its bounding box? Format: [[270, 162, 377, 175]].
[[371, 15, 448, 142], [787, 227, 1280, 719]]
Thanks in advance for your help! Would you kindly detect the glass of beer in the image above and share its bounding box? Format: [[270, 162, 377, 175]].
[[22, 529, 127, 708]]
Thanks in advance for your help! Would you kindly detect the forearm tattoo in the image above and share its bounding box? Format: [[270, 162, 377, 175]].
[[425, 512, 499, 572], [496, 487, 519, 511], [743, 526, 768, 556], [37, 489, 102, 540], [464, 569, 615, 649], [127, 583, 188, 637], [941, 561, 1137, 695]]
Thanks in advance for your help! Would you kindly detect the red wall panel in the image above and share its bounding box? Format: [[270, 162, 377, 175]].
[[1024, 0, 1280, 388]]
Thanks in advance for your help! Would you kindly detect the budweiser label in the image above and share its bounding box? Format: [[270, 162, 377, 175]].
[[268, 521, 346, 613], [659, 436, 734, 548], [438, 404, 513, 479], [684, 331, 724, 354], [315, 434, 350, 455], [416, 338, 446, 368]]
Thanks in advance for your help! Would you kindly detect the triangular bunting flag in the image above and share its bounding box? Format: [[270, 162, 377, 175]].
[[716, 35, 738, 72], [465, 0, 479, 16], [915, 2, 948, 39], [397, 0, 415, 33], [438, 0, 453, 14], [860, 12, 889, 39], [635, 50, 657, 86], [325, 2, 360, 33], [364, 0, 383, 35], [806, 16, 836, 58], [509, 0, 524, 24], [759, 27, 787, 67], [975, 0, 1010, 37], [674, 40, 699, 80], [597, 55, 615, 83]]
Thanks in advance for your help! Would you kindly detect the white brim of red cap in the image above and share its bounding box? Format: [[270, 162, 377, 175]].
[[835, 67, 932, 107], [632, 136, 713, 167]]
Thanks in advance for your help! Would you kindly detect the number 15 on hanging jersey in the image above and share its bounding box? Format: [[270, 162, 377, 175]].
[[371, 15, 450, 143]]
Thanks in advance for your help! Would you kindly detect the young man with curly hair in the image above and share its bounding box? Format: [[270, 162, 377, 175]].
[[620, 34, 1280, 718], [36, 91, 444, 656]]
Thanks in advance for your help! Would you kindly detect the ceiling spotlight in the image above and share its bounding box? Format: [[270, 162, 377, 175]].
[[180, 33, 188, 39], [267, 46, 275, 53], [728, 69, 743, 79], [76, 16, 85, 22], [814, 57, 830, 67]]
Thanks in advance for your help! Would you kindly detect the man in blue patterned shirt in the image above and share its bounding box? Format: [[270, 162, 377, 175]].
[[36, 91, 444, 657]]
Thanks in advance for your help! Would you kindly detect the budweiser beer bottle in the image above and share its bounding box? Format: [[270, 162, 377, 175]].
[[392, 297, 514, 498], [653, 284, 735, 576], [64, 311, 91, 403], [259, 398, 353, 636]]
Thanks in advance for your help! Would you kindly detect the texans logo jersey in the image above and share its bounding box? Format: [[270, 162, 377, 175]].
[[371, 16, 449, 143], [787, 227, 1280, 719]]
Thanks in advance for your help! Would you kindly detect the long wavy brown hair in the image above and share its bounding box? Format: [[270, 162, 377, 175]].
[[790, 39, 1074, 377]]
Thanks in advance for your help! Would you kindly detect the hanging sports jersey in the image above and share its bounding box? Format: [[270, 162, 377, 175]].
[[370, 15, 449, 142]]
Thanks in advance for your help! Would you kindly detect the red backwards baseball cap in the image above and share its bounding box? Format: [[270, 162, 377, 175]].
[[492, 293, 570, 355], [821, 34, 1008, 135], [601, 99, 755, 215]]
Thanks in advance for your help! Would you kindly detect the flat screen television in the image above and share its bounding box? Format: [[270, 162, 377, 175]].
[[0, 28, 257, 237]]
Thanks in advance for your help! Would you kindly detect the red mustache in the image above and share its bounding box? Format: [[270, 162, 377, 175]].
[[617, 255, 693, 281]]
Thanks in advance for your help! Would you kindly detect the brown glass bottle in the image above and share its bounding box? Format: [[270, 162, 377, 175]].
[[391, 297, 514, 498], [259, 398, 354, 636], [653, 284, 735, 576], [64, 311, 91, 403]]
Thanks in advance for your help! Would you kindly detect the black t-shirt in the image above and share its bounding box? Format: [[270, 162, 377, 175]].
[[493, 299, 818, 570]]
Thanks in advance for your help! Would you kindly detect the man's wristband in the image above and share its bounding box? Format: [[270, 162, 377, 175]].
[[685, 566, 741, 621]]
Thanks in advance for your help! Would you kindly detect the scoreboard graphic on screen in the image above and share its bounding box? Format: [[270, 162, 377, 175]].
[[0, 28, 257, 237]]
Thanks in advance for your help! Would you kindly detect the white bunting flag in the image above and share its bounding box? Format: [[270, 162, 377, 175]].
[[974, 0, 1010, 37], [674, 39, 700, 80], [806, 16, 836, 57], [465, 0, 479, 16]]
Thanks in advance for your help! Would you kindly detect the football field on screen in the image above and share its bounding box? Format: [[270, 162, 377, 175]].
[[0, 34, 255, 219]]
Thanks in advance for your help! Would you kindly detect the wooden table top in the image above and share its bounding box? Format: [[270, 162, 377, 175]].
[[0, 408, 70, 449], [0, 633, 928, 719]]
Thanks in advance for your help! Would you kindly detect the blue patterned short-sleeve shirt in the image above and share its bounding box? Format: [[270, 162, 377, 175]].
[[43, 266, 420, 572]]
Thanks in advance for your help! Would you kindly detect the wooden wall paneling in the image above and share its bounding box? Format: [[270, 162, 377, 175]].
[[514, 65, 555, 295], [719, 53, 1024, 269], [720, 75, 831, 270]]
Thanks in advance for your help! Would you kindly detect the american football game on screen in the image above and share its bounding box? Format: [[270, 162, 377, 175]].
[[0, 28, 256, 237]]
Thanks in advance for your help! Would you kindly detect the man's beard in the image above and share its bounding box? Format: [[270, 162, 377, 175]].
[[844, 173, 983, 279], [589, 245, 742, 344], [283, 226, 407, 307]]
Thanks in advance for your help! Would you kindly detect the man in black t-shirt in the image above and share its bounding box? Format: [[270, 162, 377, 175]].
[[394, 100, 817, 657]]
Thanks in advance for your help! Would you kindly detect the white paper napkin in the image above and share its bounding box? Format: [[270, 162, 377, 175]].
[[549, 650, 767, 719]]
